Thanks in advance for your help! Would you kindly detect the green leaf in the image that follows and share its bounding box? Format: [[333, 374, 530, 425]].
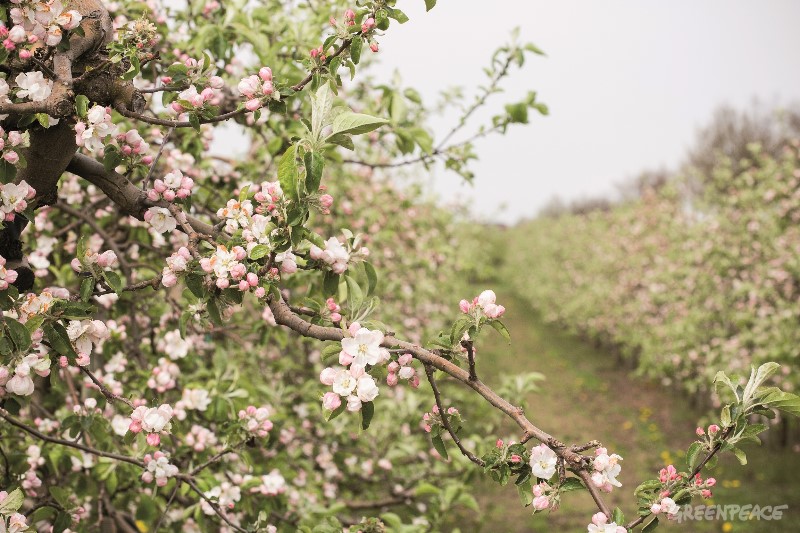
[[642, 516, 659, 532], [6, 317, 31, 353], [488, 320, 511, 342], [103, 271, 123, 294], [731, 446, 747, 465], [505, 102, 529, 124], [329, 111, 387, 137], [424, 0, 437, 11], [363, 262, 378, 295], [686, 441, 703, 469], [322, 271, 340, 297], [304, 151, 324, 193], [360, 401, 374, 430], [517, 479, 533, 506], [559, 477, 586, 493], [49, 486, 72, 509], [75, 95, 89, 118], [249, 244, 270, 261], [325, 400, 346, 421], [278, 145, 300, 201], [388, 8, 410, 23], [311, 84, 334, 138], [188, 112, 200, 132], [321, 343, 341, 364], [713, 371, 739, 401], [80, 277, 94, 302], [350, 37, 363, 65], [757, 389, 800, 416], [345, 276, 363, 311], [0, 488, 24, 514], [431, 434, 449, 460], [326, 133, 354, 151], [611, 508, 624, 525], [743, 363, 780, 402], [43, 322, 78, 358]]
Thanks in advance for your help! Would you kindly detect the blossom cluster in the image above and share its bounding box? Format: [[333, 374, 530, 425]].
[[0, 125, 30, 166], [238, 67, 277, 111], [459, 289, 506, 319], [75, 106, 117, 153], [0, 180, 35, 221], [386, 352, 419, 387], [66, 319, 109, 367], [310, 235, 369, 274], [421, 404, 459, 433], [590, 447, 623, 493], [11, 71, 53, 102], [115, 129, 151, 165], [587, 512, 626, 533], [141, 451, 179, 486], [238, 405, 273, 438], [161, 246, 192, 287], [0, 255, 19, 290], [6, 1, 82, 50], [71, 248, 118, 273], [147, 169, 194, 202], [129, 404, 174, 446], [0, 352, 50, 397], [200, 245, 249, 290]]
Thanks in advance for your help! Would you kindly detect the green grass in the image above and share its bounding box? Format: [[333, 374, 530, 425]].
[[451, 286, 800, 532]]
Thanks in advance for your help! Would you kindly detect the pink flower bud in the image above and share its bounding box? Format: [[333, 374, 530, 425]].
[[208, 76, 224, 89], [459, 299, 470, 313], [245, 99, 261, 111], [708, 424, 720, 434], [319, 193, 334, 208], [386, 372, 398, 386], [705, 478, 716, 487], [696, 427, 705, 436], [258, 67, 272, 81], [496, 439, 504, 448], [142, 155, 154, 165], [216, 278, 230, 289], [254, 287, 266, 298], [330, 312, 341, 322], [398, 353, 413, 366], [322, 392, 341, 411], [146, 433, 161, 446]]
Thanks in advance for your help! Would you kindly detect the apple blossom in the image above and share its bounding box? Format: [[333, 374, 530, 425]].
[[529, 443, 557, 479]]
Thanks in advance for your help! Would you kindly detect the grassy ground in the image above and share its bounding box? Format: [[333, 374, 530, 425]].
[[449, 287, 800, 532]]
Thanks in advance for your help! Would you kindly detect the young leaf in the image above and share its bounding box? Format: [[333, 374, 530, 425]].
[[304, 151, 325, 192], [431, 434, 449, 460], [278, 145, 300, 200], [363, 262, 378, 295], [360, 401, 374, 430], [425, 0, 437, 11], [329, 111, 387, 137], [488, 320, 511, 342]]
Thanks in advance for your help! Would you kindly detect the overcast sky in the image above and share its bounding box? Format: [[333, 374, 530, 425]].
[[368, 0, 800, 223]]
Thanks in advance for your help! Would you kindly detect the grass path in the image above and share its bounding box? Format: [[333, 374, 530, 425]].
[[455, 286, 800, 532]]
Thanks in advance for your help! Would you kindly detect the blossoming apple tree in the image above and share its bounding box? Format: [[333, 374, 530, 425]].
[[0, 1, 798, 532]]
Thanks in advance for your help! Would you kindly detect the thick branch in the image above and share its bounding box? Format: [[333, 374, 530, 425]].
[[65, 153, 217, 237]]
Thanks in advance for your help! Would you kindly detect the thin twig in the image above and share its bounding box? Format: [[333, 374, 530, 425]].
[[424, 364, 485, 467]]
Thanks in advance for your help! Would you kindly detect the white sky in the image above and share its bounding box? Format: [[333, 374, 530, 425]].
[[369, 0, 800, 223]]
